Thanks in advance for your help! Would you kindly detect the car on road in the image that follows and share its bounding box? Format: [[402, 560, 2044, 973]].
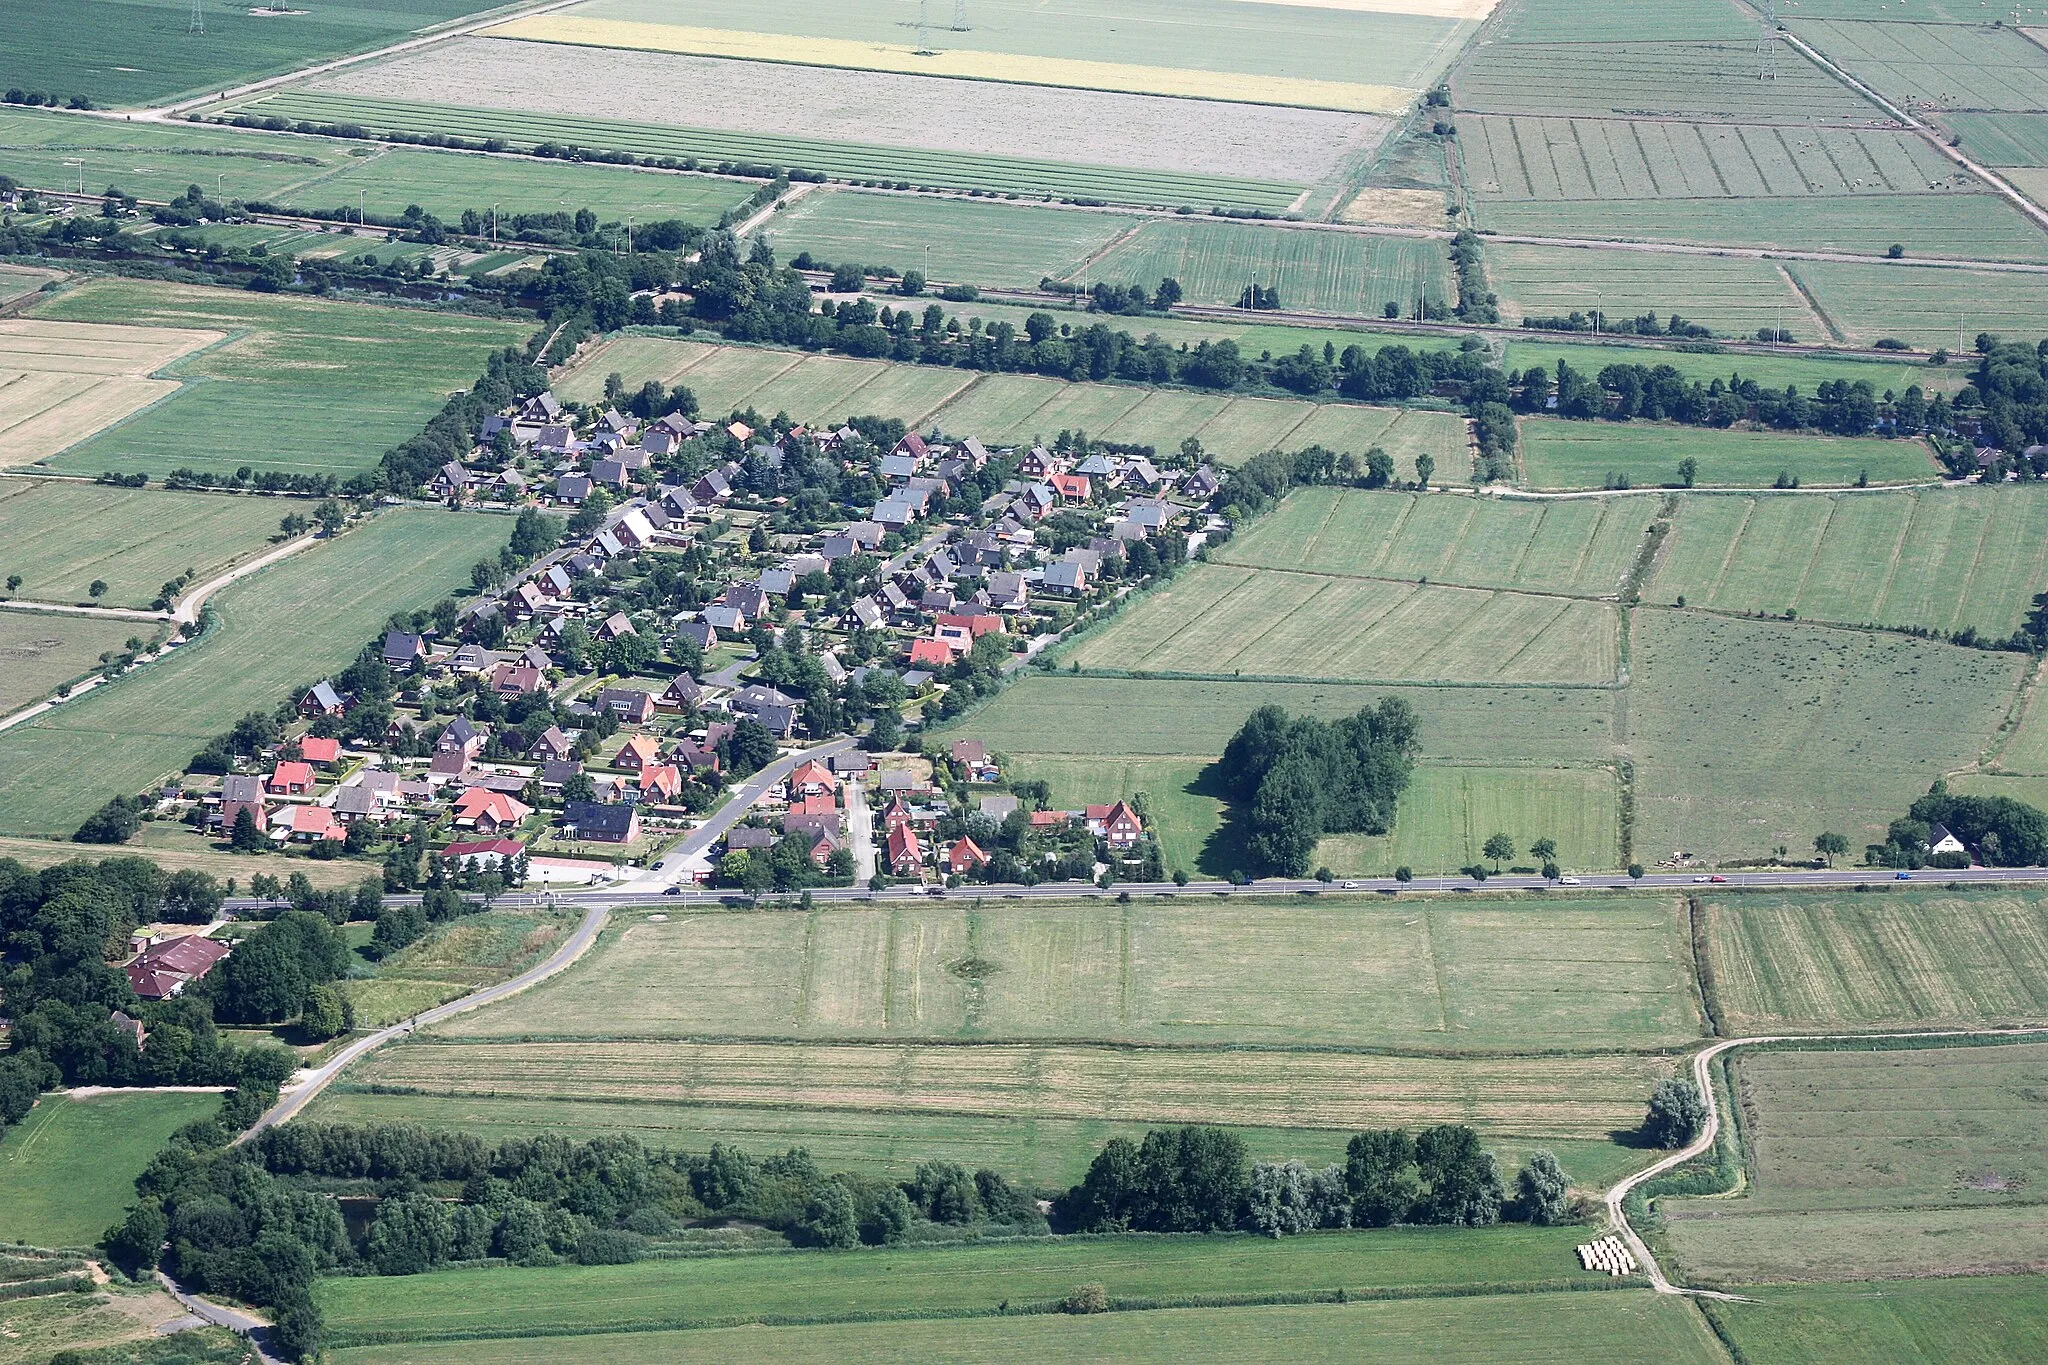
[[1558, 876, 1581, 885], [1692, 875, 1711, 883], [663, 885, 682, 895], [1708, 875, 1728, 883], [1896, 871, 1913, 880], [1342, 881, 1359, 889]]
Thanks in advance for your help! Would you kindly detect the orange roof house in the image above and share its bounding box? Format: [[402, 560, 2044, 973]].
[[906, 638, 956, 669], [613, 735, 662, 771], [945, 837, 989, 874], [639, 764, 683, 802], [887, 821, 924, 875], [453, 788, 533, 833], [299, 736, 342, 766], [268, 761, 315, 795]]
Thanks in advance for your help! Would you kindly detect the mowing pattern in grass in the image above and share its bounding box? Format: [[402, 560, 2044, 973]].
[[1517, 418, 1936, 490], [0, 508, 509, 836], [1065, 562, 1621, 685], [762, 189, 1134, 289], [1786, 258, 2048, 348], [1629, 609, 2025, 859], [1073, 219, 1453, 315], [1488, 244, 1819, 340], [324, 1289, 1725, 1363], [0, 480, 289, 609], [1647, 486, 2048, 636], [1702, 891, 2048, 1034], [0, 315, 223, 467], [0, 0, 507, 107], [0, 1091, 220, 1246], [1948, 111, 2048, 166], [0, 611, 153, 716], [1484, 194, 2048, 262], [1665, 1042, 2048, 1282], [1213, 487, 1653, 598], [1315, 764, 1622, 877], [1706, 1275, 2048, 1364], [314, 1225, 1633, 1348], [25, 279, 531, 478], [224, 91, 1303, 212], [432, 897, 1700, 1051], [1452, 39, 1878, 124]]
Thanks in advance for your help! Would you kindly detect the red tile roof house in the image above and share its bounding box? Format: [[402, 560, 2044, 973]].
[[267, 761, 316, 795], [906, 637, 957, 670], [788, 760, 836, 797], [936, 613, 1003, 640], [452, 788, 533, 833], [887, 821, 925, 876], [270, 804, 345, 843], [639, 764, 683, 803], [1086, 800, 1146, 850], [945, 837, 989, 875], [125, 934, 231, 999], [441, 837, 524, 870], [298, 736, 343, 767], [1050, 472, 1091, 505], [612, 735, 662, 771]]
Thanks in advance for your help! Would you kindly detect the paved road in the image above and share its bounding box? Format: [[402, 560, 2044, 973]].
[[157, 1270, 282, 1364], [623, 736, 857, 890], [1607, 1025, 2048, 1298], [238, 901, 607, 1138], [846, 774, 876, 882]]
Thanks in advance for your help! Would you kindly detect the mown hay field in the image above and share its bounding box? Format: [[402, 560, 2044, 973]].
[[1672, 1203, 2048, 1284], [1486, 243, 1820, 340], [1701, 891, 2048, 1034], [342, 911, 573, 1029], [1067, 563, 1621, 685], [1214, 487, 1652, 597], [1792, 18, 2048, 112], [1646, 486, 2048, 636], [315, 1228, 1633, 1350], [1786, 259, 2048, 348], [0, 479, 288, 609], [431, 896, 1699, 1051], [229, 91, 1302, 212], [25, 279, 532, 479], [326, 1289, 1722, 1365], [1453, 39, 1878, 124], [0, 612, 152, 716], [1949, 110, 2048, 166], [1517, 418, 1937, 490], [344, 1038, 1671, 1141], [1315, 764, 1622, 875], [1073, 219, 1453, 315], [1707, 1275, 2048, 1364], [0, 508, 509, 836], [1628, 609, 2026, 860], [0, 316, 221, 467], [0, 1091, 221, 1247], [764, 189, 1134, 288]]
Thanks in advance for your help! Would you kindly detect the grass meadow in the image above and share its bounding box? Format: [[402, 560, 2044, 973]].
[[1496, 338, 1962, 399], [325, 1289, 1723, 1365], [1701, 890, 2048, 1034], [229, 92, 1302, 211], [1645, 486, 2048, 636], [762, 190, 1134, 289], [342, 910, 574, 1029], [1792, 18, 2048, 112], [0, 1090, 220, 1246], [1488, 244, 1819, 340], [1786, 259, 2048, 349], [1665, 1041, 2048, 1282], [314, 1226, 1629, 1347], [1517, 418, 1937, 490], [1705, 1275, 2048, 1364], [0, 611, 151, 716], [26, 279, 531, 479], [0, 479, 286, 609], [1626, 608, 2026, 861], [0, 0, 505, 106], [0, 508, 509, 836], [1316, 764, 1622, 877], [1065, 562, 1622, 685], [1073, 220, 1453, 316]]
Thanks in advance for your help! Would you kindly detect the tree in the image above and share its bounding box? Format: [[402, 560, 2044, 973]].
[[1414, 1124, 1503, 1226], [73, 796, 143, 844], [299, 984, 351, 1041], [1415, 453, 1436, 490], [864, 708, 903, 753], [1642, 1077, 1708, 1149], [1529, 837, 1557, 863], [800, 1181, 860, 1248], [1628, 863, 1644, 879], [4, 575, 19, 594], [88, 579, 107, 599], [1517, 1150, 1571, 1225], [1676, 457, 1698, 488], [1482, 832, 1514, 869], [230, 806, 268, 852], [1813, 831, 1848, 866], [1344, 1129, 1422, 1227]]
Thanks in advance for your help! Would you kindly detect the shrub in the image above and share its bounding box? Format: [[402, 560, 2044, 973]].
[[1062, 1283, 1109, 1314]]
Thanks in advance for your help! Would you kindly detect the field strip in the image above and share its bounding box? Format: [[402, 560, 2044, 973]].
[[480, 17, 1413, 115], [1368, 493, 1419, 574], [1777, 263, 1844, 343], [1490, 597, 1584, 677], [1210, 576, 1342, 673], [1785, 497, 1838, 606], [1705, 498, 1758, 605], [1432, 497, 1482, 571], [1953, 497, 2001, 634], [1298, 491, 1349, 566], [901, 370, 983, 429], [1504, 501, 1548, 584], [1404, 588, 1506, 678], [1120, 566, 1264, 669], [1865, 490, 1914, 623]]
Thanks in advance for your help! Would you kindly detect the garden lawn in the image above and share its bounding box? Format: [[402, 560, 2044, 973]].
[[325, 1290, 1723, 1363], [0, 480, 288, 609], [25, 279, 531, 479], [1517, 419, 1937, 490], [0, 508, 508, 836], [0, 1090, 220, 1246]]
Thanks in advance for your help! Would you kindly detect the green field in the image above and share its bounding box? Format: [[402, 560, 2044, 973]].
[[342, 909, 575, 1028], [1793, 18, 2048, 113], [1490, 244, 1818, 340], [1517, 418, 1937, 490], [1214, 487, 1653, 598], [24, 278, 530, 478], [1706, 1275, 2048, 1364], [1072, 220, 1452, 316], [763, 189, 1133, 289], [224, 91, 1303, 212], [0, 0, 507, 107], [315, 1224, 1629, 1346], [1316, 764, 1623, 877], [0, 1091, 220, 1246], [0, 507, 508, 836], [426, 897, 1701, 1052], [327, 1290, 1724, 1364], [1665, 1041, 2048, 1282], [1454, 39, 1883, 125], [1949, 111, 2048, 166], [1702, 891, 2048, 1035], [1646, 486, 2048, 636], [1786, 259, 2048, 349], [0, 479, 287, 609], [1066, 562, 1621, 685], [1627, 608, 2026, 860], [0, 610, 152, 715]]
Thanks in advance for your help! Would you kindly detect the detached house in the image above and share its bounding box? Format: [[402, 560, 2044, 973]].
[[453, 788, 532, 834], [219, 774, 267, 834], [299, 680, 347, 718], [125, 935, 230, 1000], [268, 761, 315, 796], [1086, 800, 1145, 850]]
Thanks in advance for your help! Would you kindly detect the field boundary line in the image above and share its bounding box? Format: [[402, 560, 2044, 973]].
[[1865, 488, 1916, 626], [1296, 488, 1351, 568], [1704, 497, 1758, 606], [1503, 499, 1549, 586], [1368, 490, 1419, 575], [1061, 221, 1146, 285], [1784, 497, 1839, 611], [1207, 575, 1340, 674], [1776, 262, 1843, 344], [1950, 493, 2002, 638], [1092, 563, 1260, 672]]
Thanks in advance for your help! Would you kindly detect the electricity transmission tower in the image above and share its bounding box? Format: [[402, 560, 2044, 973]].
[[953, 0, 969, 31], [188, 0, 205, 34], [1756, 0, 1777, 81], [917, 0, 933, 53]]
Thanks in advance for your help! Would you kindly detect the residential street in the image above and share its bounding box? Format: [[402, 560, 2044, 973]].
[[623, 735, 857, 889], [845, 774, 876, 882]]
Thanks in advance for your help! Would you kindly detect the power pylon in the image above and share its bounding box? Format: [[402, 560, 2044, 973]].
[[953, 0, 969, 31], [1757, 0, 1777, 80], [188, 0, 205, 35]]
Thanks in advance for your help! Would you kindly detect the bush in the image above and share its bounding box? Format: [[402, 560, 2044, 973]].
[[1062, 1283, 1109, 1314], [573, 1228, 646, 1265], [1642, 1077, 1707, 1149], [73, 795, 144, 844]]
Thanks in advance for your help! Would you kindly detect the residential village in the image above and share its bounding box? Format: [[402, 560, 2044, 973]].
[[147, 383, 1212, 893]]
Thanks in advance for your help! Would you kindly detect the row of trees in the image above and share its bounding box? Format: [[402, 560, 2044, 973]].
[[1219, 701, 1421, 877]]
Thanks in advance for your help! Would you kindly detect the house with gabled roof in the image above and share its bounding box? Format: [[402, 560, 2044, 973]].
[[887, 821, 925, 876], [268, 761, 315, 796], [271, 803, 343, 843], [453, 788, 532, 833], [299, 736, 342, 767], [613, 734, 662, 771], [384, 630, 427, 669], [299, 680, 347, 718]]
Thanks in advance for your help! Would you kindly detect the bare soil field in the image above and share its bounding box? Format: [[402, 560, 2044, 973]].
[[0, 318, 222, 467], [1340, 187, 1450, 226], [318, 39, 1389, 184]]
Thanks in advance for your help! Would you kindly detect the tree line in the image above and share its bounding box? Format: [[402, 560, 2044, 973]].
[[1219, 702, 1421, 878]]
